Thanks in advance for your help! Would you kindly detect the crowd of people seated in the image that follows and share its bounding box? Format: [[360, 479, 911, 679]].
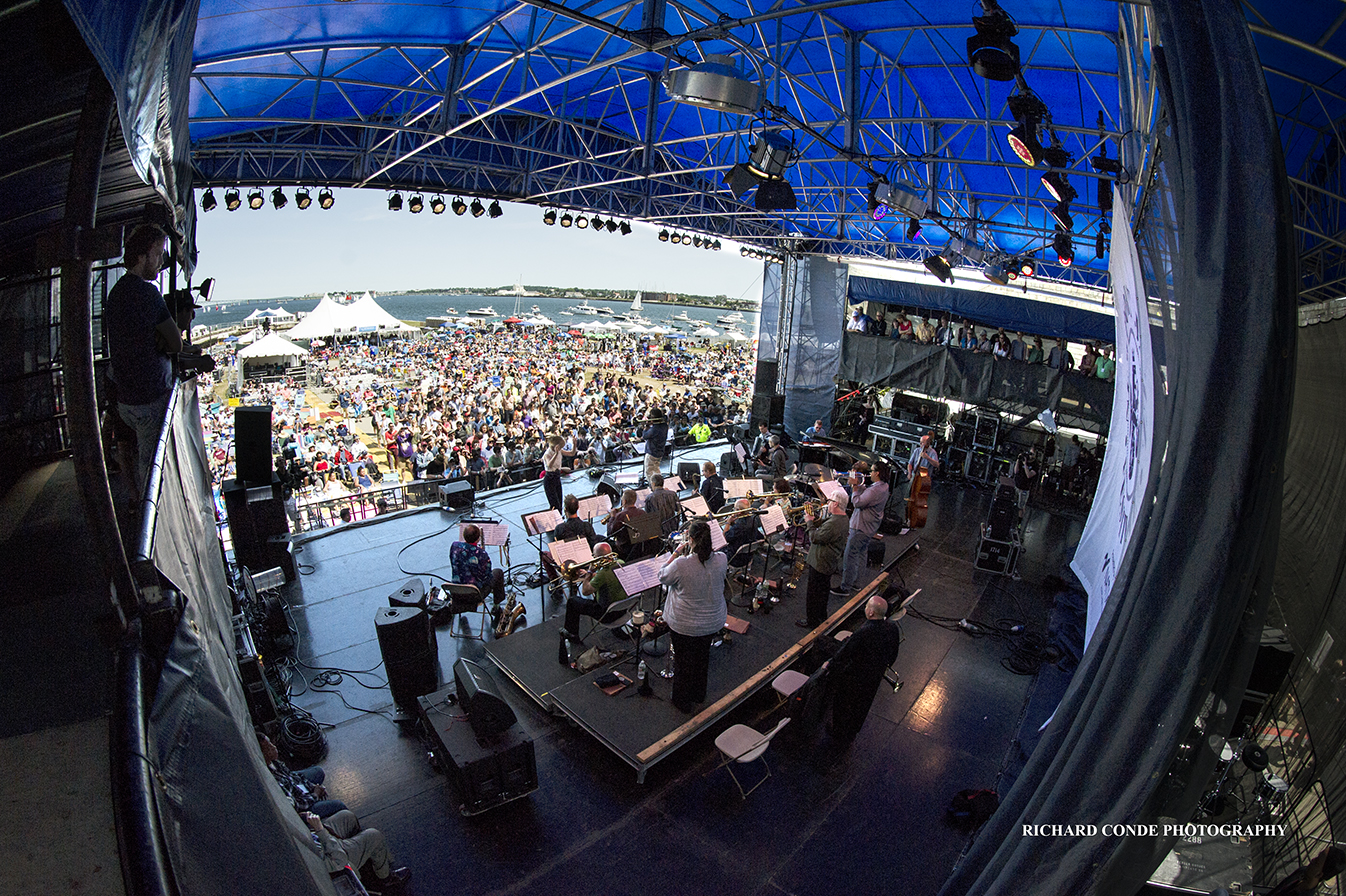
[[846, 306, 1116, 381]]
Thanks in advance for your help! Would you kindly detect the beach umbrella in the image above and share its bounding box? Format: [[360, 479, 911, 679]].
[[568, 329, 584, 336]]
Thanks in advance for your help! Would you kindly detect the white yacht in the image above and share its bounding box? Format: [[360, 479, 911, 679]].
[[594, 305, 614, 315], [445, 307, 457, 315], [568, 300, 602, 315], [466, 306, 497, 316], [716, 311, 745, 325]]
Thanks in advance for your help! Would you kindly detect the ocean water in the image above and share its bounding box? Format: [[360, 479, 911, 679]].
[[193, 291, 758, 334]]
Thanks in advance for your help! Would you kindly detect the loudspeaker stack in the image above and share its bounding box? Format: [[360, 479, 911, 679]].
[[375, 606, 438, 708]]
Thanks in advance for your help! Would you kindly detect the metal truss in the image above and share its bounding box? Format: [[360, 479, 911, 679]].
[[187, 1, 1144, 295]]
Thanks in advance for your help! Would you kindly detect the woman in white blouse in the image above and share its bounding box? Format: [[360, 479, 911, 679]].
[[658, 520, 728, 713]]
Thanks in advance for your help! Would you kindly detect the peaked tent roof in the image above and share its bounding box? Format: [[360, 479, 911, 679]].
[[287, 294, 350, 340], [345, 294, 417, 333], [236, 331, 308, 360]]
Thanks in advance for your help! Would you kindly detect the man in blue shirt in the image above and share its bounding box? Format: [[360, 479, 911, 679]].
[[450, 524, 507, 612]]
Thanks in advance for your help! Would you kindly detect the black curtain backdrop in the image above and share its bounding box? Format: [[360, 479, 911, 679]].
[[938, 0, 1298, 892]]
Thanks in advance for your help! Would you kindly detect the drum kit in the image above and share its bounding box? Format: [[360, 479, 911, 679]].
[[1196, 735, 1289, 822]]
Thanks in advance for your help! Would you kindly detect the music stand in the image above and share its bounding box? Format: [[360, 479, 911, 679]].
[[624, 513, 664, 561]]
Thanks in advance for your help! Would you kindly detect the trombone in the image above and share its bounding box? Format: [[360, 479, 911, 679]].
[[560, 553, 621, 581]]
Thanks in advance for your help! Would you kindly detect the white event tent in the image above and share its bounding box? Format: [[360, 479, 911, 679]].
[[288, 292, 416, 339], [236, 332, 308, 372]]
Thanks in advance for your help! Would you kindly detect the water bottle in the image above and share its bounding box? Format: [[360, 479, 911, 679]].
[[637, 659, 647, 682], [558, 633, 571, 666]]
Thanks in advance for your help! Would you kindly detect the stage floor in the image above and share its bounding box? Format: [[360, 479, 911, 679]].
[[280, 445, 1081, 896]]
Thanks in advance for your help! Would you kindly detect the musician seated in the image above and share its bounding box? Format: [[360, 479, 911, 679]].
[[449, 524, 506, 613], [559, 543, 626, 641], [720, 498, 762, 569], [643, 473, 681, 535], [700, 461, 725, 513], [804, 418, 828, 439], [605, 489, 648, 558], [553, 494, 596, 546]]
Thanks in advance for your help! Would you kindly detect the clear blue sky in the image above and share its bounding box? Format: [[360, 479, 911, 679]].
[[194, 188, 766, 303]]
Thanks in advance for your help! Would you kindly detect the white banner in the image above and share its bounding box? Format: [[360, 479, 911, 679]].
[[1071, 185, 1155, 646]]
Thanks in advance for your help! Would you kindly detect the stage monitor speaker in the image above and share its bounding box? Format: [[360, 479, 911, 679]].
[[235, 405, 274, 485], [754, 358, 778, 393], [390, 577, 427, 609], [223, 476, 295, 581], [453, 658, 517, 737], [438, 480, 475, 509], [376, 607, 438, 708], [986, 497, 1019, 541], [677, 462, 701, 490]]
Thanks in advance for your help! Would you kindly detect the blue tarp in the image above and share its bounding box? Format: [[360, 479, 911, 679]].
[[848, 276, 1116, 344]]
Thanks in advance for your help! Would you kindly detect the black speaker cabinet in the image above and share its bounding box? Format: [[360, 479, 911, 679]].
[[438, 480, 475, 509], [453, 658, 517, 737], [418, 686, 538, 816], [750, 392, 785, 429], [376, 607, 438, 708], [223, 476, 295, 581], [677, 462, 701, 490], [754, 358, 779, 393], [389, 577, 427, 609], [235, 405, 274, 485]]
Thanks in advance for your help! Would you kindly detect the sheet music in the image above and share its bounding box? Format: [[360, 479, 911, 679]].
[[760, 504, 788, 536], [575, 494, 611, 521], [612, 471, 642, 485], [663, 475, 683, 491], [523, 509, 561, 535], [734, 443, 747, 463], [680, 495, 710, 517], [815, 479, 848, 503], [461, 522, 510, 546], [724, 478, 760, 499], [548, 537, 594, 567], [708, 518, 727, 550], [633, 487, 651, 506], [614, 556, 665, 595]]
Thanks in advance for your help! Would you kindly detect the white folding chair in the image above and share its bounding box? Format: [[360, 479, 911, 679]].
[[771, 669, 809, 709], [712, 717, 791, 799]]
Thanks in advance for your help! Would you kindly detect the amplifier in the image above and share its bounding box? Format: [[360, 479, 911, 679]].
[[438, 480, 475, 509], [418, 685, 538, 816]]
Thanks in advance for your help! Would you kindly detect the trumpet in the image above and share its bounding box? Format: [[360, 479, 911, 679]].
[[785, 499, 824, 520], [560, 553, 621, 581]]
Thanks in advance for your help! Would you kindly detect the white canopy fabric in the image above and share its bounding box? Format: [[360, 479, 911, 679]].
[[287, 294, 350, 339], [345, 294, 417, 333], [692, 326, 719, 337], [237, 332, 308, 362]]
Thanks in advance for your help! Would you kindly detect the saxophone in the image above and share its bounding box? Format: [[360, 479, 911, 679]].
[[493, 595, 527, 638]]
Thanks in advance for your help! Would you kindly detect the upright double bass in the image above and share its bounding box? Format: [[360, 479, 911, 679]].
[[905, 436, 939, 529]]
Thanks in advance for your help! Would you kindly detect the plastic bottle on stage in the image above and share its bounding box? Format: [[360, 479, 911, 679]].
[[638, 660, 647, 682], [558, 634, 571, 667]]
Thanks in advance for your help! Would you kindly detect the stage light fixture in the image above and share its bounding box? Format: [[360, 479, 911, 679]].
[[724, 131, 798, 212], [693, 236, 703, 248], [1006, 92, 1047, 165], [560, 212, 573, 227], [906, 217, 922, 241], [1054, 230, 1074, 266], [388, 192, 403, 212], [606, 219, 619, 233], [1050, 201, 1074, 231], [1007, 262, 1020, 281], [712, 240, 721, 250], [1098, 178, 1114, 216], [592, 216, 605, 230], [1041, 171, 1077, 204], [247, 189, 264, 210], [967, 0, 1021, 81], [659, 229, 670, 242], [1096, 223, 1110, 259], [754, 178, 797, 212], [868, 181, 890, 221], [318, 189, 334, 209], [1020, 255, 1036, 277], [670, 232, 682, 244], [271, 187, 288, 210], [470, 198, 485, 218], [430, 195, 446, 215], [983, 260, 1009, 285], [225, 188, 241, 211], [488, 201, 503, 219], [408, 194, 424, 214], [620, 221, 632, 236], [201, 189, 217, 212], [575, 214, 588, 229], [667, 54, 760, 115], [452, 197, 467, 216], [924, 252, 954, 283], [295, 188, 312, 210], [543, 209, 557, 225]]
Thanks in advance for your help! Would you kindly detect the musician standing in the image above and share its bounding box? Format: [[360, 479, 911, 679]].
[[797, 496, 850, 629], [542, 434, 567, 512], [641, 407, 669, 481], [658, 521, 728, 713], [643, 473, 680, 534], [905, 431, 940, 533], [699, 460, 725, 513], [837, 463, 891, 594], [767, 434, 789, 480], [750, 422, 772, 469]]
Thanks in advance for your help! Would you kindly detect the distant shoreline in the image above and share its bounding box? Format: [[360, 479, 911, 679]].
[[214, 290, 759, 313]]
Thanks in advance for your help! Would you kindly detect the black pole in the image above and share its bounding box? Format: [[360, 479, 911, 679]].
[[58, 68, 139, 624]]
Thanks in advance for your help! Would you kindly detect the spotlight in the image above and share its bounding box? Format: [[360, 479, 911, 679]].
[[592, 216, 605, 230], [983, 260, 1009, 285], [670, 232, 682, 244], [1041, 171, 1077, 204], [620, 221, 632, 236], [543, 209, 557, 226], [967, 0, 1021, 81], [225, 188, 241, 211], [740, 246, 748, 256], [924, 252, 953, 283], [1006, 92, 1047, 165], [1007, 262, 1020, 281], [452, 197, 467, 216], [247, 189, 264, 210], [560, 212, 573, 228], [1098, 178, 1114, 216], [693, 236, 703, 248], [1020, 255, 1036, 277], [488, 201, 503, 219], [318, 189, 334, 209], [906, 217, 922, 241], [388, 192, 403, 211], [201, 189, 217, 212], [1049, 201, 1074, 231], [712, 239, 721, 250], [1054, 230, 1074, 266], [271, 187, 288, 210], [1096, 223, 1110, 259], [470, 198, 485, 218], [754, 178, 797, 212], [868, 181, 891, 221], [666, 54, 760, 116], [659, 229, 670, 242], [606, 219, 619, 233], [430, 195, 446, 215], [576, 214, 588, 229], [408, 194, 424, 214], [723, 131, 798, 212], [746, 131, 793, 180], [295, 188, 312, 210]]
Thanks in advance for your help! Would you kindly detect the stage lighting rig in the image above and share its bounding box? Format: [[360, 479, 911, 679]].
[[247, 189, 264, 210], [225, 188, 241, 211], [470, 198, 485, 218], [1006, 92, 1048, 165], [983, 260, 1009, 285], [318, 189, 334, 209], [201, 189, 217, 212], [295, 188, 312, 210], [452, 196, 467, 216], [606, 219, 619, 233], [658, 229, 669, 242], [667, 54, 760, 115], [1050, 201, 1074, 231], [723, 129, 798, 212], [670, 232, 682, 244], [408, 194, 424, 214], [388, 192, 403, 211], [1019, 255, 1036, 277], [711, 239, 721, 250], [575, 213, 588, 229], [430, 195, 446, 215], [1054, 229, 1074, 267], [560, 212, 574, 228], [543, 209, 557, 225], [271, 187, 288, 210], [906, 217, 922, 241], [620, 221, 633, 236], [967, 0, 1021, 81], [868, 180, 890, 221], [924, 238, 964, 284], [592, 216, 605, 230], [488, 201, 503, 219]]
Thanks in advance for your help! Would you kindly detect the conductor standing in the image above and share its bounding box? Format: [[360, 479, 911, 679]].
[[824, 596, 902, 744]]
